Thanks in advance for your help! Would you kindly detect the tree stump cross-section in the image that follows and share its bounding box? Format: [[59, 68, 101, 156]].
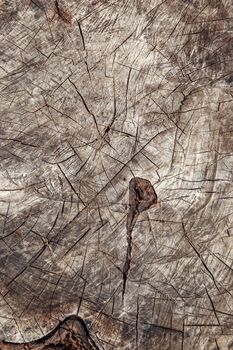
[[0, 0, 233, 349]]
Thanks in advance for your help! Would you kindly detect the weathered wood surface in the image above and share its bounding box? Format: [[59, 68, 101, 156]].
[[0, 0, 233, 349], [0, 315, 100, 350]]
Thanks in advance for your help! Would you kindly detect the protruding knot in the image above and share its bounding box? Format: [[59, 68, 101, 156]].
[[129, 177, 157, 214]]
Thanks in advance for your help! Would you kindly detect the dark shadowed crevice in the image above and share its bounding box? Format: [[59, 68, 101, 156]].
[[122, 177, 157, 300], [0, 315, 100, 350]]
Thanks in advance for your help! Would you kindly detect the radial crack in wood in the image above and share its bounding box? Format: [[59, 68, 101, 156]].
[[122, 177, 157, 299]]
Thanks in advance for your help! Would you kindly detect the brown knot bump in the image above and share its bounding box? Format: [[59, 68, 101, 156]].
[[129, 177, 157, 214]]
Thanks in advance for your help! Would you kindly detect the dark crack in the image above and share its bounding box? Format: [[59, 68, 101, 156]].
[[0, 315, 100, 350], [122, 177, 157, 300]]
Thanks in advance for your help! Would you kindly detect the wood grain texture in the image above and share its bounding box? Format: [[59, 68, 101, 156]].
[[0, 0, 233, 349]]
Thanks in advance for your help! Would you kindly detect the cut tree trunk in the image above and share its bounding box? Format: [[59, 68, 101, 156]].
[[0, 0, 233, 349]]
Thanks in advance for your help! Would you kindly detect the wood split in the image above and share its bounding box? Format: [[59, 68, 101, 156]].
[[122, 177, 157, 300]]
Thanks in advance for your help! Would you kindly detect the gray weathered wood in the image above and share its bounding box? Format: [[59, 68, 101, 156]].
[[0, 0, 233, 349]]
